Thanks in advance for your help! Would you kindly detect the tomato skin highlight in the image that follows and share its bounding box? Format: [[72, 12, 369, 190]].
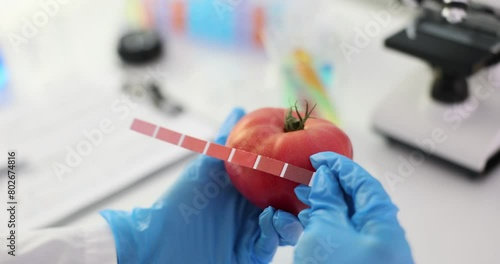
[[224, 107, 353, 215]]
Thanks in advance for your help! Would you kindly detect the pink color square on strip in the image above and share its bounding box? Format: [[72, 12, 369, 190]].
[[182, 136, 206, 153], [231, 150, 258, 167], [206, 144, 232, 160], [131, 119, 157, 136], [284, 165, 314, 185], [156, 127, 182, 144], [256, 156, 285, 176]]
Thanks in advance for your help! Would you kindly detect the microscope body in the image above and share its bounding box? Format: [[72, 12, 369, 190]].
[[372, 0, 500, 174], [405, 0, 500, 22]]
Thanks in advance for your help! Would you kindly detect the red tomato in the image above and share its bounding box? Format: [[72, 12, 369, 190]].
[[225, 107, 353, 215]]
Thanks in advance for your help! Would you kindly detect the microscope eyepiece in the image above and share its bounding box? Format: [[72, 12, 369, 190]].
[[442, 0, 469, 23]]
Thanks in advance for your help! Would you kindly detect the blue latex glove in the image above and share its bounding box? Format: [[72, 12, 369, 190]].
[[294, 152, 414, 264], [101, 108, 303, 264]]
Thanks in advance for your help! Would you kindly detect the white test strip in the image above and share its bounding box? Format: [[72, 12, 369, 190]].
[[280, 163, 289, 178], [202, 141, 211, 155], [152, 125, 161, 138], [228, 148, 236, 162], [177, 134, 186, 146], [253, 155, 262, 169]]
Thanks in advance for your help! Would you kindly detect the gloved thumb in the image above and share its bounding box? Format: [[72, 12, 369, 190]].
[[310, 152, 401, 235], [252, 207, 302, 262], [253, 207, 279, 263], [307, 165, 352, 229]]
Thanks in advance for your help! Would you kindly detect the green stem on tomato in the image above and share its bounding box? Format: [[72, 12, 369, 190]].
[[284, 101, 317, 132]]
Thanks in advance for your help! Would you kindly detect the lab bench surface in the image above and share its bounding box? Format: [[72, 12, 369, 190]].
[[1, 0, 499, 263]]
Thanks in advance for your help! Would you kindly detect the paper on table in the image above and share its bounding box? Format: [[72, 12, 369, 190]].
[[2, 90, 215, 230]]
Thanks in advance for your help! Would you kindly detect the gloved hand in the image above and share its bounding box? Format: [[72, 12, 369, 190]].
[[101, 108, 303, 264], [294, 152, 414, 264]]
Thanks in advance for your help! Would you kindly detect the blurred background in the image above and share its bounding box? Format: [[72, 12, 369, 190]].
[[1, 0, 500, 263]]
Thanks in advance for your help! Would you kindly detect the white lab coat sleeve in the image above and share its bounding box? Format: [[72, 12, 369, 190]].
[[0, 217, 117, 264]]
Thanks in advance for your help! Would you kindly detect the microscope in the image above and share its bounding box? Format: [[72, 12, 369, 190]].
[[373, 0, 500, 175]]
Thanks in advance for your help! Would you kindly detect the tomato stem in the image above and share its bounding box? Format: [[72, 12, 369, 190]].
[[284, 101, 316, 132]]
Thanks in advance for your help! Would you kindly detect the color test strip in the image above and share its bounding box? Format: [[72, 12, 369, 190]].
[[130, 118, 315, 186]]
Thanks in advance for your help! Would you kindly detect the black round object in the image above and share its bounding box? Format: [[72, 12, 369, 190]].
[[431, 69, 469, 104], [118, 30, 163, 65]]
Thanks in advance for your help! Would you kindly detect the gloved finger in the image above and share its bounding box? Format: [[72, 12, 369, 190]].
[[253, 207, 280, 262], [272, 210, 303, 246], [294, 185, 312, 227], [308, 165, 351, 228], [297, 208, 311, 227], [214, 108, 246, 145], [310, 152, 400, 234], [294, 185, 311, 206]]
